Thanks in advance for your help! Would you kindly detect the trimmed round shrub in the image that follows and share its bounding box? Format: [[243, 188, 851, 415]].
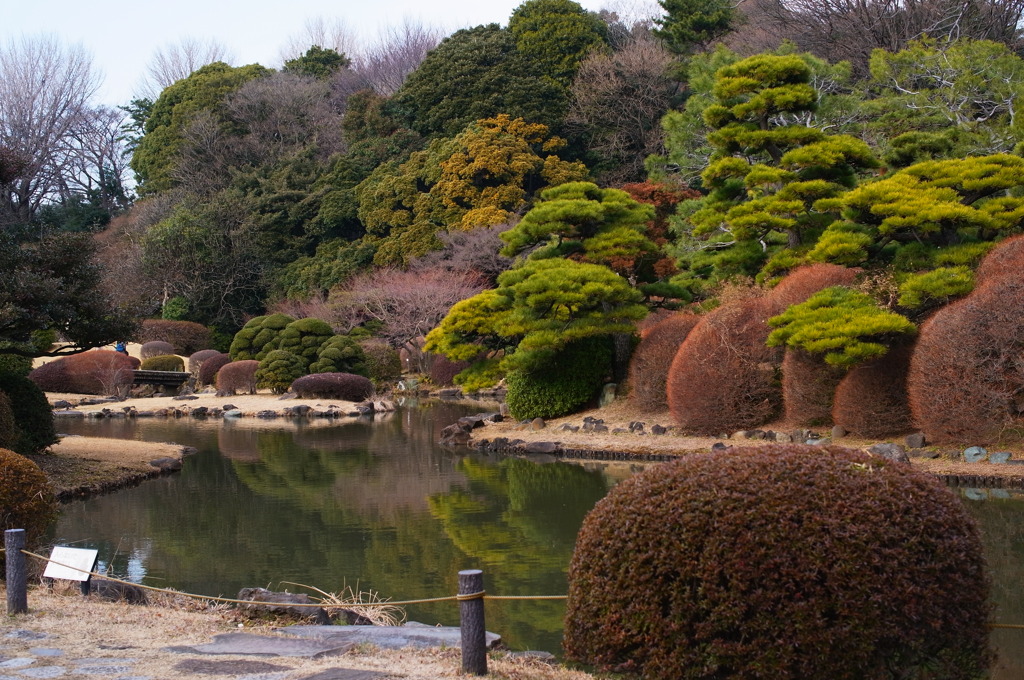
[[216, 360, 259, 396], [781, 348, 844, 426], [309, 335, 368, 376], [565, 444, 991, 679], [0, 392, 16, 450], [229, 313, 295, 361], [765, 263, 861, 311], [140, 319, 213, 355], [31, 351, 135, 396], [667, 298, 782, 434], [198, 352, 232, 386], [292, 373, 374, 401], [0, 447, 57, 568], [255, 350, 306, 394], [0, 373, 57, 454], [140, 340, 175, 359], [627, 313, 701, 411], [188, 349, 223, 375], [833, 341, 914, 438], [427, 352, 469, 387], [0, 353, 32, 378], [505, 337, 612, 421], [140, 354, 185, 372], [274, 318, 334, 369], [360, 340, 402, 382], [974, 233, 1024, 285]]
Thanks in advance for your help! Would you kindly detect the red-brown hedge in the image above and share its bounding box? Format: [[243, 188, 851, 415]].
[[30, 351, 135, 395], [140, 319, 213, 355], [628, 312, 701, 411], [908, 275, 1024, 444], [291, 373, 374, 401], [564, 444, 991, 680], [216, 360, 259, 396], [427, 353, 469, 387], [198, 353, 231, 386], [765, 263, 861, 312], [781, 348, 844, 426], [140, 341, 175, 359], [833, 341, 915, 438], [667, 298, 782, 434], [0, 448, 57, 568], [188, 349, 223, 375], [974, 233, 1024, 286]]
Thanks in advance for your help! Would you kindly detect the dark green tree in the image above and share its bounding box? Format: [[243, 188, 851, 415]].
[[508, 0, 609, 87], [283, 45, 351, 79], [654, 0, 736, 55], [392, 24, 566, 137]]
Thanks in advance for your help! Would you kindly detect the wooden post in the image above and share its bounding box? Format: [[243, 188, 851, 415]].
[[5, 529, 27, 615], [459, 569, 487, 675]]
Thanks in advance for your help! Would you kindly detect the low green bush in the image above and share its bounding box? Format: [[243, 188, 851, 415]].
[[505, 337, 612, 420], [140, 354, 185, 372], [255, 350, 306, 394], [275, 318, 334, 369], [229, 314, 295, 361], [292, 373, 374, 401], [564, 444, 991, 680], [309, 335, 367, 376], [0, 373, 58, 454], [360, 340, 402, 383]]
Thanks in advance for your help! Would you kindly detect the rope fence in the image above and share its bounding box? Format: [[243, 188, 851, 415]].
[[5, 529, 1024, 673]]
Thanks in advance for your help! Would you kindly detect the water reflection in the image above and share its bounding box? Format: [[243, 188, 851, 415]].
[[52, 404, 619, 652]]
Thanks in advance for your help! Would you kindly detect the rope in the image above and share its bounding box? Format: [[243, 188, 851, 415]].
[[455, 590, 485, 601]]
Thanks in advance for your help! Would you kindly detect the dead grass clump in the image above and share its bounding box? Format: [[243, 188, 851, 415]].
[[781, 349, 844, 426], [833, 342, 914, 438], [286, 582, 406, 627], [667, 298, 783, 434], [628, 313, 702, 411]]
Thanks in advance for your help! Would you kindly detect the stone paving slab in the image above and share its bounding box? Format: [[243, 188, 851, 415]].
[[295, 669, 390, 680], [166, 633, 353, 659], [277, 624, 502, 650], [173, 658, 293, 675]]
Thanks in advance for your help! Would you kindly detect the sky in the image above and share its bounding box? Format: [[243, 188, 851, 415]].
[[2, 0, 658, 107]]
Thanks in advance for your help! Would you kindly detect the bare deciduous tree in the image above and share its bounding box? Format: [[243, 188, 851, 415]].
[[59, 105, 133, 212], [140, 37, 233, 99], [568, 37, 680, 184], [353, 19, 444, 96], [0, 34, 100, 224], [278, 16, 359, 64], [740, 0, 1024, 75]]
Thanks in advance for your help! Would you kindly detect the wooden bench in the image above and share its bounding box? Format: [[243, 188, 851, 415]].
[[131, 370, 191, 388]]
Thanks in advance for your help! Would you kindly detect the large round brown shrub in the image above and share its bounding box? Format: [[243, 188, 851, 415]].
[[188, 349, 223, 375], [765, 263, 861, 311], [781, 348, 844, 426], [974, 233, 1024, 286], [427, 353, 469, 387], [46, 351, 136, 395], [908, 276, 1024, 443], [198, 353, 232, 386], [833, 342, 915, 438], [216, 360, 259, 396], [140, 340, 175, 359], [27, 358, 72, 393], [628, 312, 701, 411], [564, 445, 991, 680], [292, 373, 374, 401], [0, 447, 57, 567], [667, 298, 782, 433], [140, 319, 213, 355]]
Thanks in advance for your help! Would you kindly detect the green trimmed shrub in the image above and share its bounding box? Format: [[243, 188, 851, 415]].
[[0, 447, 57, 569], [274, 318, 334, 369], [140, 319, 213, 354], [505, 337, 612, 420], [255, 350, 306, 394], [216, 360, 259, 396], [140, 354, 185, 372], [565, 444, 991, 679], [309, 335, 368, 376], [0, 373, 57, 454], [229, 314, 295, 361], [0, 353, 32, 378], [0, 392, 16, 450], [198, 353, 231, 386], [140, 340, 175, 359], [291, 373, 374, 401], [360, 340, 402, 383]]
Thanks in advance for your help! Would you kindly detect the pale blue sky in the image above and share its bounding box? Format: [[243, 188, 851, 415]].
[[4, 0, 658, 106]]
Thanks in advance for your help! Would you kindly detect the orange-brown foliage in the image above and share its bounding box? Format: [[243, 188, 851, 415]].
[[833, 342, 915, 438], [636, 308, 677, 334], [33, 351, 136, 395], [628, 313, 701, 411], [765, 263, 862, 312], [781, 349, 844, 426], [667, 298, 783, 434], [216, 360, 259, 396], [975, 233, 1024, 286], [140, 319, 213, 355], [908, 275, 1024, 444]]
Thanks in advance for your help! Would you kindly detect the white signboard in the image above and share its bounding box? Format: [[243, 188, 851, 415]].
[[42, 546, 98, 582]]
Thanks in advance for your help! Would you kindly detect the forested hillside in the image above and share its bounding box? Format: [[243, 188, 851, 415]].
[[4, 0, 1024, 443]]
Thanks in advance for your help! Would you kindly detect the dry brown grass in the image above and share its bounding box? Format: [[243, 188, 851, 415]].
[[0, 584, 596, 679]]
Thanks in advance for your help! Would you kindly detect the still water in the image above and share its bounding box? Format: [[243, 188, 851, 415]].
[[51, 402, 1024, 671]]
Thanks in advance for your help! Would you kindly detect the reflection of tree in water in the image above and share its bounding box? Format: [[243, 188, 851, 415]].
[[427, 456, 611, 649], [962, 492, 1024, 679]]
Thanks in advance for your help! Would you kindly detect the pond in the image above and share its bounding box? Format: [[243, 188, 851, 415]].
[[49, 402, 1024, 674]]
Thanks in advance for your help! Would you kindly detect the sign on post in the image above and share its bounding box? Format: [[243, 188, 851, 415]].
[[43, 547, 99, 594]]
